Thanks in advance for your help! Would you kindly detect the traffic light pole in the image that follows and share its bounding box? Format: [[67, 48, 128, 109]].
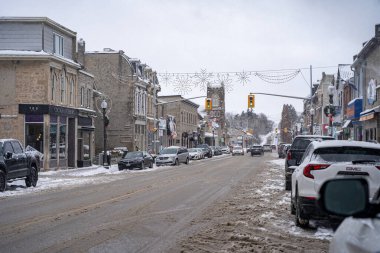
[[249, 92, 310, 100]]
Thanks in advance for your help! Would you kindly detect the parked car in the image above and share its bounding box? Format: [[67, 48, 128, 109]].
[[210, 146, 222, 156], [118, 151, 153, 170], [280, 144, 291, 158], [318, 178, 380, 253], [285, 135, 334, 190], [250, 145, 264, 156], [232, 145, 244, 156], [291, 140, 380, 228], [188, 148, 203, 160], [220, 146, 230, 154], [156, 146, 189, 166], [278, 143, 290, 158], [0, 139, 41, 191], [196, 144, 213, 158], [263, 144, 272, 152]]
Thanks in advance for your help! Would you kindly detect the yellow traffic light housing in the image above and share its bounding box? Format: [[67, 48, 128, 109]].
[[205, 98, 212, 111], [248, 94, 255, 108]]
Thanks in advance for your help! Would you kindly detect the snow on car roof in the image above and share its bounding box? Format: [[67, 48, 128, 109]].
[[311, 140, 380, 149]]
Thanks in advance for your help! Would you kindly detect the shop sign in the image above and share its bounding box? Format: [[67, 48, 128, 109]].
[[367, 79, 377, 105], [359, 113, 375, 121], [346, 98, 363, 120]]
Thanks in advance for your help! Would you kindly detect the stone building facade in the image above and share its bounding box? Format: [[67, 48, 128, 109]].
[[0, 17, 96, 170], [157, 95, 199, 148], [206, 85, 226, 146], [312, 73, 335, 136], [83, 49, 160, 153]]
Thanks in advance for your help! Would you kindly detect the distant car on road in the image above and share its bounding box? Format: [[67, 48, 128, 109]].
[[232, 145, 244, 156], [291, 140, 380, 228], [188, 148, 203, 160], [118, 151, 154, 170], [285, 135, 334, 190], [250, 145, 264, 156], [263, 144, 272, 152], [156, 146, 189, 166], [220, 146, 230, 154], [210, 146, 222, 156], [196, 144, 213, 158]]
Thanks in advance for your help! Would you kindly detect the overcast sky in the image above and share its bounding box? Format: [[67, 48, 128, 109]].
[[2, 0, 380, 122]]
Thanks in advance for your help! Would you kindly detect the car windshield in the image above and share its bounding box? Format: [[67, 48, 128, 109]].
[[160, 148, 177, 155], [188, 148, 197, 152], [123, 151, 143, 158], [234, 147, 242, 150], [292, 137, 333, 150], [313, 147, 380, 162]]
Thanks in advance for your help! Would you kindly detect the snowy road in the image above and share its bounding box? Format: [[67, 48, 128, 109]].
[[0, 153, 331, 252]]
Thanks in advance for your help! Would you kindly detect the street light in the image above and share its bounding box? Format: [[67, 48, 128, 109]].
[[328, 85, 334, 137], [310, 107, 315, 135], [101, 99, 108, 168]]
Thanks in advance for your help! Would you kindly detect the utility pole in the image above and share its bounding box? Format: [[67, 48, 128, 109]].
[[310, 65, 313, 135]]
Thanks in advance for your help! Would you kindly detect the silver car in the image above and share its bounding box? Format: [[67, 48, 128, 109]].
[[156, 146, 190, 166]]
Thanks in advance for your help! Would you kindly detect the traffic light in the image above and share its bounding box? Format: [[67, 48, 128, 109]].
[[275, 128, 278, 134], [205, 98, 212, 111], [248, 94, 255, 108]]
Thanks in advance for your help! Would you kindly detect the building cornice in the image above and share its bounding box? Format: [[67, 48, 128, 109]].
[[0, 16, 77, 37]]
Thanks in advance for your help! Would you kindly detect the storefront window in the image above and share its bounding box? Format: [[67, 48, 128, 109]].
[[59, 117, 67, 158], [25, 115, 44, 153], [50, 116, 58, 159]]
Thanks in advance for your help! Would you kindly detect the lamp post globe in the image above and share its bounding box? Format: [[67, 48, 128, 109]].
[[101, 99, 108, 168]]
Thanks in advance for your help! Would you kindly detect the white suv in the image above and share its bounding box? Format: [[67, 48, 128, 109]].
[[291, 140, 380, 228]]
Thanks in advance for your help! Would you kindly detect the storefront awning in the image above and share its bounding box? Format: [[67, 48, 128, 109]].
[[359, 105, 380, 121], [342, 120, 352, 128]]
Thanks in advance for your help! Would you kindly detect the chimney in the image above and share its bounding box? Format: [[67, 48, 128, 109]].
[[77, 38, 85, 66], [376, 24, 380, 38]]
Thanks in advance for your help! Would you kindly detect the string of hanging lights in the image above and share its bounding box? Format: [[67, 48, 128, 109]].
[[157, 68, 301, 94]]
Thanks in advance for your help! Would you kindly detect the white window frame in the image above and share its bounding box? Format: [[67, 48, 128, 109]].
[[80, 87, 84, 106], [69, 79, 74, 105], [53, 33, 64, 56]]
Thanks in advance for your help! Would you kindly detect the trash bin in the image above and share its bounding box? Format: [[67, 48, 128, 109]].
[[98, 153, 104, 165]]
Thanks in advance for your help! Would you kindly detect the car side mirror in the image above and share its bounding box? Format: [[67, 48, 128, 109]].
[[5, 152, 13, 159], [318, 178, 370, 218]]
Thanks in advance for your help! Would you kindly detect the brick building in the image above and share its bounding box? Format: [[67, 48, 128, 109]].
[[0, 17, 96, 170]]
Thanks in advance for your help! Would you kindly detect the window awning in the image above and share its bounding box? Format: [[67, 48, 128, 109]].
[[342, 120, 352, 128]]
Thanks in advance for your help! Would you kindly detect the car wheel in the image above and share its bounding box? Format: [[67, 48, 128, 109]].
[[295, 190, 309, 228], [185, 157, 189, 165], [290, 190, 296, 215], [0, 170, 6, 192], [25, 166, 38, 187], [175, 159, 179, 166]]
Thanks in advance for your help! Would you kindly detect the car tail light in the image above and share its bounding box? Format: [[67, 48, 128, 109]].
[[303, 164, 330, 179], [376, 166, 380, 170], [287, 150, 292, 160]]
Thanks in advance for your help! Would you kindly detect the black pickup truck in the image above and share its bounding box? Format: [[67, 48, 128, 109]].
[[0, 139, 41, 192], [284, 135, 334, 190]]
